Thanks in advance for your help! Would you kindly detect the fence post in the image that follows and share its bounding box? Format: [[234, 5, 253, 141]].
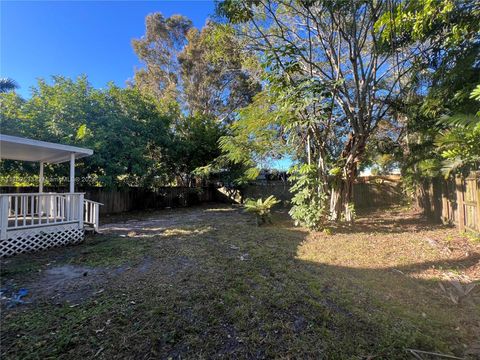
[[456, 176, 465, 232], [441, 179, 448, 223], [476, 172, 480, 233]]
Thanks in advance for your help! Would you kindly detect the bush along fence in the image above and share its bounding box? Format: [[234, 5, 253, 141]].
[[417, 171, 480, 233]]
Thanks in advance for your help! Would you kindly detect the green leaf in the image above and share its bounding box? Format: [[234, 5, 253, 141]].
[[470, 84, 480, 102], [75, 124, 88, 140]]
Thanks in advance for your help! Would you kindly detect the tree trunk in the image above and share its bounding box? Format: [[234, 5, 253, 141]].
[[329, 132, 364, 222], [329, 172, 355, 222], [329, 156, 358, 222]]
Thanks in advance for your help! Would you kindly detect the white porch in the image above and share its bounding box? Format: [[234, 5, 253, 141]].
[[0, 134, 101, 257]]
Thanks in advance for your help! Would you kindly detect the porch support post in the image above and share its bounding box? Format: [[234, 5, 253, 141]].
[[0, 195, 8, 240], [78, 193, 84, 230], [69, 153, 75, 193], [39, 161, 44, 193]]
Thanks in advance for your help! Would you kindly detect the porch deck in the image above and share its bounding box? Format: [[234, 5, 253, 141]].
[[0, 193, 101, 257], [1, 134, 100, 257]]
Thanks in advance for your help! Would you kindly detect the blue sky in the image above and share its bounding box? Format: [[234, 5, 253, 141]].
[[1, 0, 216, 98]]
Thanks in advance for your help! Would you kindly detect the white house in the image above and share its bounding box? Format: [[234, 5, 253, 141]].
[[0, 134, 101, 257]]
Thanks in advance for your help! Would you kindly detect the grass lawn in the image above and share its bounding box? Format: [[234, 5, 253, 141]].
[[1, 204, 479, 359]]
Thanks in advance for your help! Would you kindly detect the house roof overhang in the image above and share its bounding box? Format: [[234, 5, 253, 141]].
[[0, 134, 93, 164]]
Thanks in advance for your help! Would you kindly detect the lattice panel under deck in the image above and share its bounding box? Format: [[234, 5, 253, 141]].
[[1, 224, 84, 257]]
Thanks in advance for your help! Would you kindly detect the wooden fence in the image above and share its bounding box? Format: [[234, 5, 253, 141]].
[[417, 172, 480, 233], [1, 175, 406, 216], [0, 186, 217, 215], [353, 175, 404, 209], [220, 175, 405, 209]]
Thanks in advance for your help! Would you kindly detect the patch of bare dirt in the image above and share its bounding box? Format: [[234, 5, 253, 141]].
[[1, 252, 199, 310], [31, 265, 107, 305], [1, 264, 109, 308], [1, 206, 232, 310]]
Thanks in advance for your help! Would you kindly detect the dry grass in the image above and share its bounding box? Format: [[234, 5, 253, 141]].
[[1, 204, 479, 359]]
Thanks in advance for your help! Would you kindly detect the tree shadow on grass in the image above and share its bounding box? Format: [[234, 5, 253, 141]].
[[261, 238, 478, 358], [239, 210, 480, 358]]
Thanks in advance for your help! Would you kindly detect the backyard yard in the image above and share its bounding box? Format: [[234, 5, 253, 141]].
[[2, 0, 480, 359], [1, 204, 479, 359]]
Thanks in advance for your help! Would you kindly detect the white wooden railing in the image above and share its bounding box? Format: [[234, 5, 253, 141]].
[[84, 198, 102, 232], [0, 193, 101, 240]]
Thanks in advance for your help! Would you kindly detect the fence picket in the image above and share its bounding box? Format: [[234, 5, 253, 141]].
[[417, 172, 479, 233]]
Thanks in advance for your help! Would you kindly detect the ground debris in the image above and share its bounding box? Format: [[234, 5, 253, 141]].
[[406, 348, 464, 359], [94, 347, 104, 357], [0, 287, 29, 308], [425, 237, 453, 255], [239, 253, 250, 261]]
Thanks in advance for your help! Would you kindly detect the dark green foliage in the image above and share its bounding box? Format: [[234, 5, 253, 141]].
[[1, 12, 258, 190], [216, 0, 260, 24], [169, 116, 226, 186], [378, 0, 480, 181], [435, 85, 480, 175], [0, 76, 224, 188], [0, 76, 172, 187], [288, 164, 328, 229]]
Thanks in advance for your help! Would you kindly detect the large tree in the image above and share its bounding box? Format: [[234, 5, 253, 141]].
[[217, 0, 423, 223], [132, 13, 192, 107], [131, 13, 260, 187], [0, 76, 174, 188], [0, 76, 232, 189], [132, 13, 259, 120], [178, 22, 260, 120]]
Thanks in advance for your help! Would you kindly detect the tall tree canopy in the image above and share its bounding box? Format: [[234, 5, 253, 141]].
[[132, 13, 259, 120], [179, 22, 260, 120], [1, 13, 258, 189], [1, 76, 173, 187], [0, 76, 225, 188], [132, 13, 192, 107]]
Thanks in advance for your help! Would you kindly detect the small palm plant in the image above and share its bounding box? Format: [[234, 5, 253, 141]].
[[244, 195, 280, 226]]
